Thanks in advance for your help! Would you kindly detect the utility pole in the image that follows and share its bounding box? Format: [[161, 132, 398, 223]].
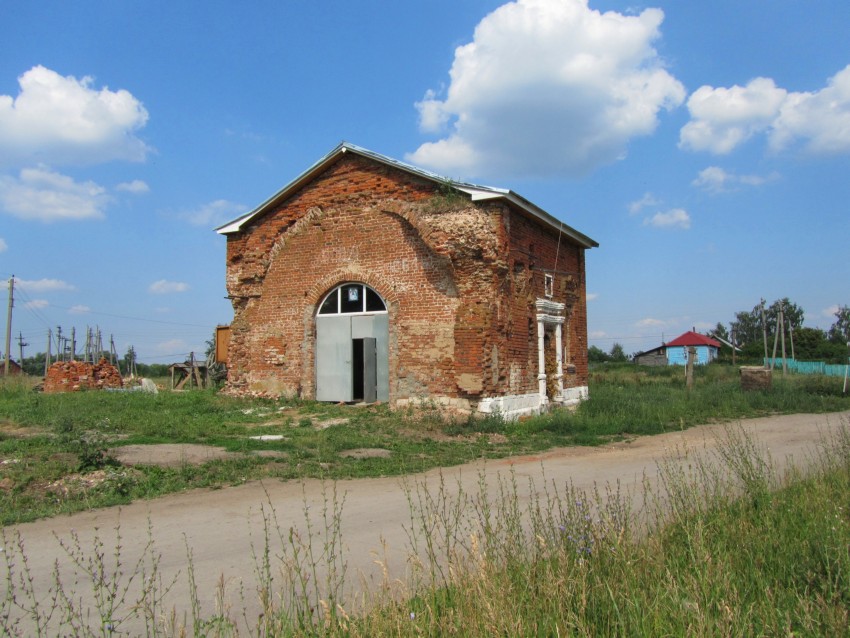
[[788, 318, 795, 360], [731, 327, 736, 366], [4, 276, 13, 376], [70, 327, 76, 361], [770, 317, 780, 370], [56, 326, 62, 362], [45, 329, 52, 376], [686, 346, 696, 390], [110, 336, 119, 373], [760, 298, 769, 369], [779, 301, 787, 376], [17, 332, 27, 369]]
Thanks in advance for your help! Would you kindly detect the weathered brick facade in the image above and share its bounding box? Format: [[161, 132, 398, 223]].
[[218, 144, 596, 415]]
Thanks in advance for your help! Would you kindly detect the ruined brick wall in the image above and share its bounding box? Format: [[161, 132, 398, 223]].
[[223, 153, 590, 404], [225, 154, 461, 399], [43, 358, 123, 393]]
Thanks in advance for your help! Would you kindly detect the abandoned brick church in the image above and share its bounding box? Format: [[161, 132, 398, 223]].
[[217, 142, 597, 418]]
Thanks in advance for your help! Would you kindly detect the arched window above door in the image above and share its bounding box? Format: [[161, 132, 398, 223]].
[[318, 283, 387, 315]]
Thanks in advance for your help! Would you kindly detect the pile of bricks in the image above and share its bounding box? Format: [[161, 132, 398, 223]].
[[43, 358, 123, 393]]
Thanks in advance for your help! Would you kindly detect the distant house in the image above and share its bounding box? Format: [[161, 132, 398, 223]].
[[632, 346, 667, 367], [634, 331, 721, 367], [0, 359, 24, 376]]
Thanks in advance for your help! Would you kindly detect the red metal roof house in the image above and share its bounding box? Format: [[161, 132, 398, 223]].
[[662, 331, 721, 365]]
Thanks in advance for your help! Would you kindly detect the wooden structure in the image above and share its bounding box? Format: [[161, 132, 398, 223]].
[[214, 325, 231, 364], [169, 360, 208, 390]]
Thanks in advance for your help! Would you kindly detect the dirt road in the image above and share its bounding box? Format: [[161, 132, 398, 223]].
[[3, 411, 848, 635]]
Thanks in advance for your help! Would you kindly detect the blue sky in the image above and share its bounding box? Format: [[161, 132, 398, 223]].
[[1, 0, 849, 364]]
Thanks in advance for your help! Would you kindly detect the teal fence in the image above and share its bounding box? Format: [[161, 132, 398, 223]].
[[764, 358, 849, 378]]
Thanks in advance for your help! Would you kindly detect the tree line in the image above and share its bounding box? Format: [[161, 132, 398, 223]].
[[715, 299, 849, 364], [590, 300, 849, 365]]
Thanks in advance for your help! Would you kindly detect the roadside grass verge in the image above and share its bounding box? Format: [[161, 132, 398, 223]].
[[3, 417, 848, 635], [344, 421, 850, 637], [0, 364, 847, 525]]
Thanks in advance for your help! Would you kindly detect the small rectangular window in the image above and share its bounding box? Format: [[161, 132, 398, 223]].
[[340, 284, 364, 313], [544, 273, 554, 298]]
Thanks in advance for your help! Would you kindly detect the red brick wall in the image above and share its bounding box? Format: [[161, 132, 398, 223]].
[[224, 153, 590, 404], [503, 210, 589, 392]]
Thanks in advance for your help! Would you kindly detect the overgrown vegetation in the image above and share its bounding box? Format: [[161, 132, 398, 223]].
[[0, 364, 847, 525], [343, 421, 850, 637], [3, 412, 849, 635]]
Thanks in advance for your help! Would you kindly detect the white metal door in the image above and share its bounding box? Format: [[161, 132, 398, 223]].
[[316, 316, 352, 402]]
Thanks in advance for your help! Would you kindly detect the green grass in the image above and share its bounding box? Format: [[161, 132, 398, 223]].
[[0, 364, 847, 525], [2, 371, 849, 636], [341, 420, 850, 637]]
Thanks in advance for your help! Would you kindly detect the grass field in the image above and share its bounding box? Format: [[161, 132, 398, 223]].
[[0, 363, 847, 525], [1, 365, 849, 636]]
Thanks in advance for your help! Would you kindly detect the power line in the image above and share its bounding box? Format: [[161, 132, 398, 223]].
[[44, 304, 213, 328]]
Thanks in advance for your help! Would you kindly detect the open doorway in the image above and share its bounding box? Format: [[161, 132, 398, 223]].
[[352, 337, 377, 403]]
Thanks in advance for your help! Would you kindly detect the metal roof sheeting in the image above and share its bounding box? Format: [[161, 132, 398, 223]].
[[215, 142, 598, 249], [665, 331, 722, 348]]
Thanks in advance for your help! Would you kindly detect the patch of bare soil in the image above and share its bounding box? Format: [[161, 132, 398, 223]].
[[0, 419, 46, 438], [398, 427, 475, 443], [110, 443, 289, 467], [252, 450, 289, 459], [111, 444, 240, 467], [339, 448, 392, 459]]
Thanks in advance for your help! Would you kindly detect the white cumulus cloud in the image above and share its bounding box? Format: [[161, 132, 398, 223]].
[[0, 65, 149, 168], [771, 65, 850, 154], [628, 192, 660, 215], [680, 77, 786, 154], [149, 279, 189, 294], [681, 64, 850, 155], [0, 167, 109, 221], [636, 317, 667, 328], [692, 166, 779, 193], [181, 199, 246, 227], [23, 299, 49, 310], [116, 179, 150, 194], [407, 0, 685, 179], [15, 277, 75, 292], [644, 208, 690, 229], [69, 304, 90, 314]]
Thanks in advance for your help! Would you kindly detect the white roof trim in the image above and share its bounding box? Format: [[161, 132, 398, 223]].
[[216, 142, 598, 248]]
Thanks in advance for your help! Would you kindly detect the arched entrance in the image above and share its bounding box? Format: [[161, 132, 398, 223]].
[[315, 283, 389, 403]]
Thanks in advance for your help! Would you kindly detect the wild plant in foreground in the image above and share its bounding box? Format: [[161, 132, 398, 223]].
[[242, 481, 349, 637], [1, 518, 175, 637]]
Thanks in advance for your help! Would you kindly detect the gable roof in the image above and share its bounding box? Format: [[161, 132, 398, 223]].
[[665, 331, 722, 348], [215, 142, 598, 249]]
